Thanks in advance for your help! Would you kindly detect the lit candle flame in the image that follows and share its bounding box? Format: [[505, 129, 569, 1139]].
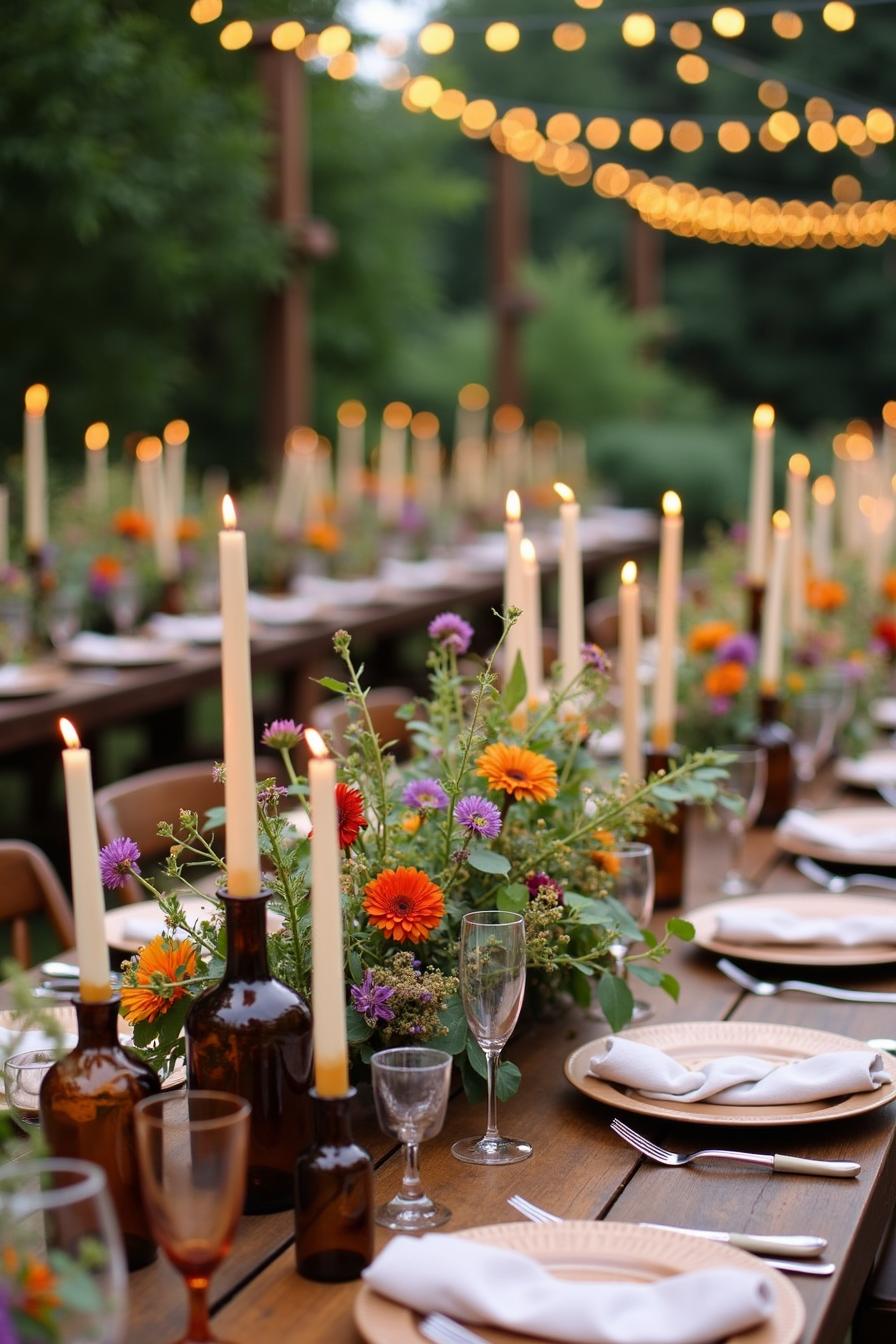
[[553, 481, 575, 504], [222, 494, 237, 529], [772, 509, 791, 531], [662, 490, 682, 517], [812, 475, 836, 505], [520, 537, 537, 564], [24, 384, 49, 416], [458, 382, 489, 411], [336, 399, 366, 427], [305, 726, 329, 759], [382, 400, 412, 430], [163, 419, 190, 446], [788, 453, 810, 478], [135, 435, 162, 462], [621, 560, 638, 585], [59, 717, 81, 750], [84, 422, 110, 451], [505, 489, 521, 522], [753, 403, 775, 430]]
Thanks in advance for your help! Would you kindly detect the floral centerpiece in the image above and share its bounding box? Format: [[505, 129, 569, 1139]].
[[108, 610, 727, 1097]]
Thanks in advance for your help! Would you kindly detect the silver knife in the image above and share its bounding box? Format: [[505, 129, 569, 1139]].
[[639, 1223, 827, 1258]]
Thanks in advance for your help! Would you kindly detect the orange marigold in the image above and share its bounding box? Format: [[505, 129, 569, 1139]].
[[703, 661, 748, 697], [785, 671, 806, 695], [475, 742, 558, 804], [305, 520, 343, 553], [883, 571, 896, 603], [363, 867, 445, 943], [120, 935, 197, 1025], [113, 507, 152, 541], [806, 578, 847, 612], [90, 553, 123, 584], [590, 829, 621, 876], [177, 516, 202, 543], [687, 620, 737, 654]]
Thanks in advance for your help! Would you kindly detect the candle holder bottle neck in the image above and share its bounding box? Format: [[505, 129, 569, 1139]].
[[223, 890, 271, 982], [311, 1087, 355, 1147], [643, 745, 687, 907], [755, 695, 794, 825], [295, 1088, 374, 1283], [746, 584, 765, 637], [73, 996, 121, 1047]]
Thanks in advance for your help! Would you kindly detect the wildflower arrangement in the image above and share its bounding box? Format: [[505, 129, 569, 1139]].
[[108, 609, 728, 1097]]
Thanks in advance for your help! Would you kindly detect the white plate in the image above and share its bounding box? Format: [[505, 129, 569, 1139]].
[[62, 633, 186, 667], [690, 891, 896, 966], [105, 895, 283, 954], [872, 697, 896, 730], [775, 806, 896, 868], [0, 664, 67, 697], [836, 750, 896, 789]]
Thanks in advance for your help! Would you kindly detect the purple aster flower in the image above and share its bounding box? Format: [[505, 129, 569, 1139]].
[[709, 696, 733, 716], [428, 611, 474, 655], [581, 642, 611, 674], [212, 761, 226, 783], [526, 870, 564, 903], [729, 520, 749, 545], [402, 778, 450, 811], [715, 632, 757, 666], [99, 836, 141, 890], [399, 500, 426, 534], [262, 718, 304, 750], [454, 794, 502, 839], [350, 970, 395, 1025], [257, 781, 288, 808], [837, 658, 868, 685]]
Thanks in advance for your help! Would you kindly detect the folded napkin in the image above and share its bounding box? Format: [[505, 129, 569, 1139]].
[[363, 1234, 773, 1344], [780, 809, 896, 853], [147, 612, 222, 644], [63, 632, 183, 664], [246, 592, 317, 626], [588, 1036, 887, 1104], [715, 906, 896, 946]]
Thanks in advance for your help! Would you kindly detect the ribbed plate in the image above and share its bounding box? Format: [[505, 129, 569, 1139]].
[[775, 806, 896, 868], [690, 891, 896, 966]]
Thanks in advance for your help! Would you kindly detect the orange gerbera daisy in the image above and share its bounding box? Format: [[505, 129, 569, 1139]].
[[806, 578, 847, 612], [120, 935, 197, 1025], [883, 570, 896, 602], [305, 520, 343, 553], [687, 620, 737, 654], [364, 867, 445, 943], [590, 829, 621, 876], [703, 661, 747, 697], [476, 742, 558, 804], [113, 507, 152, 541], [90, 553, 123, 585]]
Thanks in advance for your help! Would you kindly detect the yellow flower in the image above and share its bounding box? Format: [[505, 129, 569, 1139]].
[[476, 742, 558, 804]]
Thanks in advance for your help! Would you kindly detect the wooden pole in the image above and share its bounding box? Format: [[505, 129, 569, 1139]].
[[490, 150, 529, 409], [628, 215, 663, 313]]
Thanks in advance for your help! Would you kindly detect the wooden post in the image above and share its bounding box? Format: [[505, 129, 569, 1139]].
[[490, 150, 529, 409], [628, 215, 663, 312]]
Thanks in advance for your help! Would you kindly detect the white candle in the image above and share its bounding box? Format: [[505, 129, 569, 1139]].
[[759, 510, 791, 695], [164, 419, 189, 526], [811, 475, 835, 578], [504, 490, 526, 687], [336, 400, 366, 514], [554, 482, 584, 683], [305, 727, 349, 1098], [273, 435, 302, 539], [883, 403, 896, 487], [137, 437, 180, 579], [866, 496, 894, 592], [747, 403, 775, 586], [23, 384, 49, 555], [493, 405, 524, 497], [410, 411, 442, 517], [653, 490, 682, 751], [520, 537, 543, 703], [84, 422, 110, 513], [786, 454, 810, 635], [59, 718, 113, 1003], [452, 436, 487, 510], [619, 561, 644, 783], [561, 431, 588, 496], [0, 486, 9, 570], [454, 382, 489, 448], [532, 421, 560, 492], [377, 401, 411, 525], [309, 437, 332, 524], [219, 496, 262, 897]]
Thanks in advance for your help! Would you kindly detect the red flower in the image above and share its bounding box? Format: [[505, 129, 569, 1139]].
[[336, 782, 367, 848], [874, 617, 896, 653]]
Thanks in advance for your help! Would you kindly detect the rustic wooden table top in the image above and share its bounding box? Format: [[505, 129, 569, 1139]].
[[6, 765, 894, 1344]]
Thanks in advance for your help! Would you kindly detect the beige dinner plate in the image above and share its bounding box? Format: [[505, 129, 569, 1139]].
[[0, 664, 67, 697], [564, 1020, 896, 1126], [0, 1005, 185, 1089], [61, 634, 186, 667], [775, 806, 896, 868], [872, 697, 896, 731], [690, 891, 896, 966], [354, 1221, 805, 1344], [105, 894, 283, 954], [836, 750, 896, 790]]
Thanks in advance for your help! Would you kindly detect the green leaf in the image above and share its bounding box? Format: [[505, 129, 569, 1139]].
[[667, 917, 695, 942], [203, 805, 226, 832], [642, 928, 658, 949], [497, 882, 529, 912], [467, 847, 511, 875], [317, 676, 349, 694], [502, 651, 528, 714], [348, 949, 364, 983], [596, 975, 635, 1032], [433, 994, 468, 1054], [660, 973, 681, 1002], [465, 1036, 488, 1078], [496, 1059, 521, 1101], [602, 895, 642, 942], [156, 995, 191, 1050], [630, 962, 663, 987], [346, 1007, 373, 1044], [571, 968, 594, 1008], [571, 900, 616, 927]]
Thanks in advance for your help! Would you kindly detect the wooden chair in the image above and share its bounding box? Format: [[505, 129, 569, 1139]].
[[0, 841, 75, 967], [855, 1213, 896, 1344], [310, 687, 414, 760]]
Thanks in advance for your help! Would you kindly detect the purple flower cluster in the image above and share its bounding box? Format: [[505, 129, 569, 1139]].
[[99, 836, 141, 890], [525, 871, 564, 903], [581, 643, 611, 674], [261, 718, 304, 750], [453, 794, 502, 839], [402, 778, 450, 811], [257, 781, 288, 809], [428, 611, 474, 655], [715, 632, 757, 666], [350, 969, 395, 1024]]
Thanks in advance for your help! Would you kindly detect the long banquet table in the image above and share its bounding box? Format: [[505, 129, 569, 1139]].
[[5, 769, 895, 1342]]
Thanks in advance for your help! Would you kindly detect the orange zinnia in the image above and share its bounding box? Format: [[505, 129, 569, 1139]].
[[806, 578, 846, 612], [687, 620, 737, 654], [90, 554, 122, 584], [590, 829, 621, 876], [703, 661, 747, 697], [883, 571, 896, 603], [177, 516, 203, 543], [475, 743, 558, 804], [364, 867, 445, 943], [120, 935, 197, 1025], [113, 507, 152, 541]]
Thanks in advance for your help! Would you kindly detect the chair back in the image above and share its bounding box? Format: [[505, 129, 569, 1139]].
[[0, 841, 75, 967], [310, 687, 414, 760]]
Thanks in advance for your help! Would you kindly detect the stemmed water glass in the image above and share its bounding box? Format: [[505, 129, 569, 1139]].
[[3, 1048, 58, 1130], [790, 690, 840, 784], [371, 1047, 452, 1230], [719, 745, 768, 897], [134, 1091, 250, 1344], [601, 842, 656, 1023], [451, 910, 531, 1166]]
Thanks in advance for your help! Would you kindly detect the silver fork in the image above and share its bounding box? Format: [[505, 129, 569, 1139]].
[[796, 855, 896, 894], [420, 1312, 489, 1344], [717, 956, 896, 1004], [610, 1117, 860, 1177], [507, 1193, 561, 1224], [877, 785, 896, 809]]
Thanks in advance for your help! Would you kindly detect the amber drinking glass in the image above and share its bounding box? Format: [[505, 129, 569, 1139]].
[[134, 1091, 250, 1344]]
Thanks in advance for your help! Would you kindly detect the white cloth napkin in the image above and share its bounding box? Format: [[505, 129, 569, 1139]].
[[715, 906, 896, 946], [147, 612, 222, 644], [63, 632, 183, 664], [780, 809, 896, 853], [363, 1234, 773, 1344], [588, 1036, 887, 1104], [246, 592, 318, 626]]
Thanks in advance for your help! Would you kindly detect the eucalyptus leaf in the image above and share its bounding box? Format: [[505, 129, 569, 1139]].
[[596, 974, 634, 1032], [497, 882, 529, 912], [667, 917, 695, 941], [467, 847, 511, 875], [629, 962, 663, 986], [502, 651, 528, 714], [496, 1059, 521, 1101]]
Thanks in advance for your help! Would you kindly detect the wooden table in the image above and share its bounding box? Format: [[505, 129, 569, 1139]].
[[6, 766, 894, 1343]]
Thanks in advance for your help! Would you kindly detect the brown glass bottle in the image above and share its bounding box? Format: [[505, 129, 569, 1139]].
[[185, 890, 313, 1214], [746, 583, 764, 638], [643, 746, 688, 907], [755, 694, 795, 825], [295, 1088, 374, 1283], [39, 997, 160, 1271]]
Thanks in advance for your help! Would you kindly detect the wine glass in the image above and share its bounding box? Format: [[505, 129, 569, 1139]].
[[46, 589, 82, 651], [719, 745, 768, 897], [134, 1091, 250, 1344], [108, 573, 140, 635], [451, 911, 531, 1166], [602, 842, 656, 1023], [0, 1156, 128, 1344], [371, 1047, 452, 1231], [790, 690, 840, 784], [3, 1049, 58, 1131]]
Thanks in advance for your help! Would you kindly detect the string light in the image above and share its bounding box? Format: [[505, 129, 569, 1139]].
[[622, 13, 656, 45]]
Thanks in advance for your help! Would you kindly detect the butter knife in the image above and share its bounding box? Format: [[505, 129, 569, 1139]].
[[639, 1223, 827, 1258]]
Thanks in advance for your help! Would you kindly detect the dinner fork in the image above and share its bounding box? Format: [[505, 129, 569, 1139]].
[[610, 1117, 860, 1177], [717, 956, 896, 1004], [796, 855, 896, 894], [878, 785, 896, 809], [420, 1313, 489, 1344]]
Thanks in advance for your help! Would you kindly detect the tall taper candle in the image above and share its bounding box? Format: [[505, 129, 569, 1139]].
[[619, 561, 644, 782], [504, 490, 526, 687], [59, 718, 113, 1002], [137, 437, 180, 579], [84, 422, 110, 513], [554, 482, 584, 682], [336, 400, 366, 514], [454, 382, 489, 448], [811, 475, 835, 578], [0, 485, 8, 570], [520, 537, 543, 703], [747, 404, 775, 585], [377, 401, 411, 525], [219, 496, 262, 896], [786, 454, 809, 635], [652, 490, 683, 751], [305, 727, 350, 1098], [23, 384, 49, 556], [163, 419, 189, 526], [493, 405, 524, 497], [410, 411, 442, 517], [759, 511, 791, 695]]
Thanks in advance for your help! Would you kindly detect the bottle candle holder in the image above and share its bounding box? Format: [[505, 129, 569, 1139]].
[[643, 746, 688, 907], [755, 694, 794, 825], [294, 1087, 374, 1283], [746, 583, 765, 638]]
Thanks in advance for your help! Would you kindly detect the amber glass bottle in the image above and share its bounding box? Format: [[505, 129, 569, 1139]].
[[755, 695, 795, 825], [294, 1088, 374, 1283], [185, 891, 313, 1214], [39, 997, 160, 1271], [643, 746, 688, 908], [746, 584, 765, 638]]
